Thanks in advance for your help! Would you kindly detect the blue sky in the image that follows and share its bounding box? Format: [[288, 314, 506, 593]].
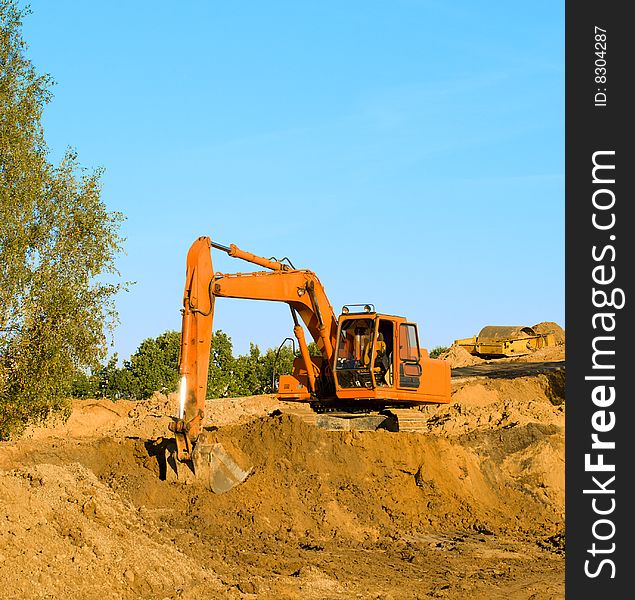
[[23, 1, 564, 361]]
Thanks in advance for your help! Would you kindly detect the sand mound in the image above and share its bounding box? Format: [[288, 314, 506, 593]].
[[1, 366, 566, 599], [500, 344, 565, 363], [424, 371, 564, 433], [183, 410, 563, 542], [532, 322, 565, 345], [21, 393, 282, 443], [439, 344, 484, 368], [0, 461, 221, 600]]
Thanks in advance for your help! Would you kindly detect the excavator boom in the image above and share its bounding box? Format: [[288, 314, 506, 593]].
[[170, 236, 339, 462]]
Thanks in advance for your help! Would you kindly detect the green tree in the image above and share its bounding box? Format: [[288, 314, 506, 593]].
[[100, 353, 137, 400], [232, 343, 264, 397], [307, 341, 322, 357], [233, 339, 311, 396], [70, 369, 99, 399], [82, 329, 319, 402], [125, 331, 181, 399], [429, 346, 449, 359], [264, 342, 295, 393], [0, 2, 124, 438], [206, 330, 238, 398], [75, 329, 238, 401]]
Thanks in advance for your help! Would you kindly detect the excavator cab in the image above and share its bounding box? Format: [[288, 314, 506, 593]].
[[333, 305, 400, 390], [334, 308, 396, 390], [333, 305, 450, 406], [335, 316, 375, 388]]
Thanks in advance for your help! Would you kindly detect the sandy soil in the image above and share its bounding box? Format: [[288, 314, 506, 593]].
[[0, 357, 565, 599]]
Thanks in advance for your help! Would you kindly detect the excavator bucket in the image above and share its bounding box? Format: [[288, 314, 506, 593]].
[[191, 442, 252, 494], [165, 438, 251, 493]]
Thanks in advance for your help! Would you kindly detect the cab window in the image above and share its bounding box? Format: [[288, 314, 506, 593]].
[[399, 323, 419, 362], [336, 318, 374, 370]]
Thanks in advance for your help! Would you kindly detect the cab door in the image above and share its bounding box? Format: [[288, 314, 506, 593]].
[[398, 323, 421, 389]]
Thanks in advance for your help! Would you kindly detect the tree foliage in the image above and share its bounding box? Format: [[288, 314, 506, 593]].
[[429, 346, 449, 359], [78, 329, 304, 401], [124, 331, 181, 399], [206, 331, 238, 398], [0, 2, 124, 438], [231, 341, 297, 397]]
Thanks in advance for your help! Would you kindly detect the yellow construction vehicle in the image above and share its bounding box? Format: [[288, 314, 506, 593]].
[[454, 325, 557, 358]]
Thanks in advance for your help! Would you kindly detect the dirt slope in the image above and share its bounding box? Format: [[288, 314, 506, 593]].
[[0, 362, 565, 599]]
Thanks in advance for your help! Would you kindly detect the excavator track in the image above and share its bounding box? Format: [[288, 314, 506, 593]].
[[276, 403, 436, 433]]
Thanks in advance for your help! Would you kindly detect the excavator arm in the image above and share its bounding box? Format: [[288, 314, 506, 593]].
[[169, 236, 338, 462]]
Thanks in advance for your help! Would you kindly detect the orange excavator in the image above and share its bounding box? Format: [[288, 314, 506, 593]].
[[168, 236, 450, 484]]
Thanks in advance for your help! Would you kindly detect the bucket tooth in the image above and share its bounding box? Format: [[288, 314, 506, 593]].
[[164, 442, 196, 484]]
